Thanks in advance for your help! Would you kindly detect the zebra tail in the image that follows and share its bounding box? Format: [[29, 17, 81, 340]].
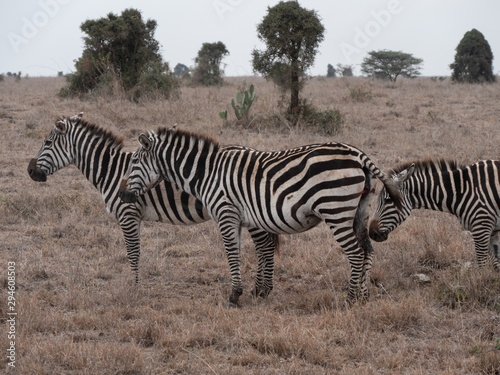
[[378, 173, 403, 211], [362, 156, 403, 210], [271, 233, 280, 258]]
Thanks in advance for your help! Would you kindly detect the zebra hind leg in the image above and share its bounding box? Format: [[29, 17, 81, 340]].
[[472, 224, 495, 270], [488, 233, 500, 271], [325, 219, 366, 304], [354, 192, 375, 300], [248, 229, 276, 298]]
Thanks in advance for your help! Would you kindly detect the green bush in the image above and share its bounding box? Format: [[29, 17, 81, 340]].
[[349, 85, 373, 102], [299, 103, 344, 134], [59, 8, 177, 99], [131, 61, 179, 101]]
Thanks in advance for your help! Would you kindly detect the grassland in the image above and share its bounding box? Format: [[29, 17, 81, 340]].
[[0, 76, 499, 374]]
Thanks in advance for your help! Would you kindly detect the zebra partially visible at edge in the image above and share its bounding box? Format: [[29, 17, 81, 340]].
[[28, 113, 279, 297], [118, 127, 402, 305], [369, 158, 500, 271]]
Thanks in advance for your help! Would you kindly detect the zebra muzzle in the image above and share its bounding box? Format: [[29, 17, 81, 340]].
[[28, 158, 47, 182], [368, 220, 388, 242], [118, 180, 139, 204]]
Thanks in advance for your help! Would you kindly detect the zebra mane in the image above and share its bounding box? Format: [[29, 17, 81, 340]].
[[61, 116, 125, 150], [156, 127, 220, 151], [390, 158, 464, 175]]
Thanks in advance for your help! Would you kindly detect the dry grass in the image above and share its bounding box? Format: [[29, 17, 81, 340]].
[[1, 75, 500, 374]]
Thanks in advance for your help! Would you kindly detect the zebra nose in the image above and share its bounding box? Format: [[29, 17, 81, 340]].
[[369, 220, 388, 242], [118, 180, 138, 204], [28, 158, 47, 182]]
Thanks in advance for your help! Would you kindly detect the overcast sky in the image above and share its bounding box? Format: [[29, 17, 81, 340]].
[[1, 0, 499, 77]]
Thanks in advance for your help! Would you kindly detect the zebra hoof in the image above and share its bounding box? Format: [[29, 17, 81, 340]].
[[251, 287, 271, 299], [225, 301, 240, 309]]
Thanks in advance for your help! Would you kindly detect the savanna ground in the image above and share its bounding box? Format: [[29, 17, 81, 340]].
[[1, 75, 499, 374]]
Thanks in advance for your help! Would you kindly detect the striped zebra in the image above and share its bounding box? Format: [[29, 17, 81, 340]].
[[28, 113, 279, 296], [369, 159, 500, 271], [118, 127, 402, 305]]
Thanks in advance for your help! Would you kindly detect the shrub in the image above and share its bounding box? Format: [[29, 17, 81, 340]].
[[300, 104, 344, 135], [348, 85, 373, 102], [131, 61, 179, 101], [59, 8, 176, 99]]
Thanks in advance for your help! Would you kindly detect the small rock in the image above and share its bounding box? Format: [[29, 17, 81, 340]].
[[412, 273, 431, 283]]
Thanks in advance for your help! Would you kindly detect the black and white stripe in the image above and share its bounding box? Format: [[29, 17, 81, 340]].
[[119, 127, 402, 304], [369, 159, 500, 270], [28, 113, 278, 294]]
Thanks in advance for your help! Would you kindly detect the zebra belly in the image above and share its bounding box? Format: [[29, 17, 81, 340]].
[[240, 202, 322, 234], [141, 205, 163, 222]]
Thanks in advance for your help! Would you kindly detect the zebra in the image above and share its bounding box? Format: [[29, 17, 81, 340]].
[[28, 113, 279, 296], [369, 158, 500, 271], [118, 127, 402, 305]]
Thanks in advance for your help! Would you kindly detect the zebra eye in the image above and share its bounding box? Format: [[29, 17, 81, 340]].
[[44, 140, 52, 147]]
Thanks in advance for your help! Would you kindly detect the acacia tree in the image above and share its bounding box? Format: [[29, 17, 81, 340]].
[[192, 42, 229, 86], [361, 50, 423, 81], [450, 29, 495, 83], [252, 1, 325, 115], [61, 8, 176, 98]]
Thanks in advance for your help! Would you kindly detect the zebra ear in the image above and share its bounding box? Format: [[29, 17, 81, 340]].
[[138, 133, 152, 151], [394, 163, 415, 185], [70, 112, 84, 122], [55, 119, 67, 134]]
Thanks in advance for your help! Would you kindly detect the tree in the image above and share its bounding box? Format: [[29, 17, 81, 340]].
[[327, 64, 336, 78], [252, 1, 325, 115], [361, 50, 423, 81], [336, 64, 354, 77], [450, 29, 495, 83], [192, 42, 229, 86], [60, 8, 176, 98], [173, 63, 190, 77]]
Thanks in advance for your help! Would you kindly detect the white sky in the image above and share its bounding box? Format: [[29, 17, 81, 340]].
[[1, 0, 499, 77]]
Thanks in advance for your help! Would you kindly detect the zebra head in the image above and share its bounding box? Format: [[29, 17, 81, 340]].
[[118, 131, 163, 204], [28, 112, 83, 182], [369, 164, 415, 242]]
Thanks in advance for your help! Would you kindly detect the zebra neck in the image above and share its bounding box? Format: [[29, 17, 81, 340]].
[[409, 170, 455, 214], [73, 135, 124, 192], [163, 136, 219, 199]]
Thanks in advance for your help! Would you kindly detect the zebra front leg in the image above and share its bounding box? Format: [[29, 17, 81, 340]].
[[248, 228, 276, 298], [119, 217, 142, 283], [218, 211, 244, 307]]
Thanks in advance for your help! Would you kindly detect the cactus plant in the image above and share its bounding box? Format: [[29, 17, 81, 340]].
[[219, 110, 228, 120], [231, 84, 255, 120]]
